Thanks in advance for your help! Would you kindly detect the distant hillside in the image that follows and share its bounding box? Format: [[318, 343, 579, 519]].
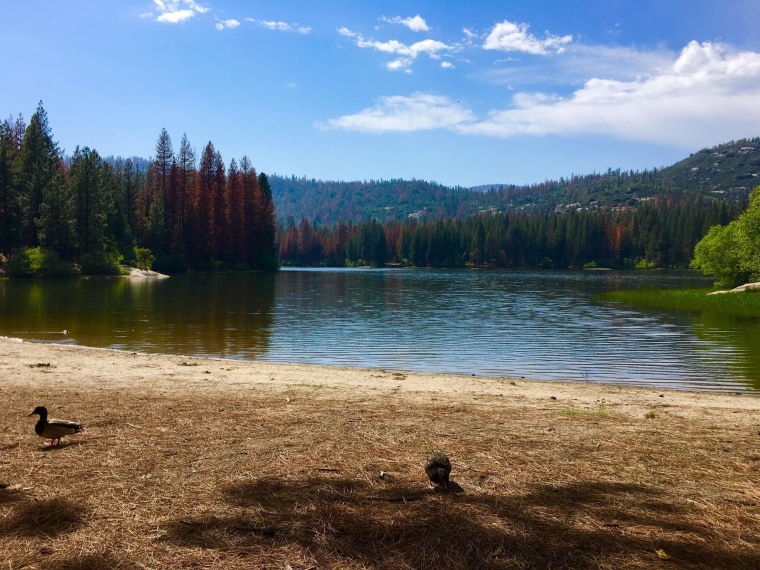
[[270, 138, 760, 225], [659, 137, 760, 194]]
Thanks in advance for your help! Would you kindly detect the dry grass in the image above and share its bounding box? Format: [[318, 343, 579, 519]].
[[1, 352, 760, 568]]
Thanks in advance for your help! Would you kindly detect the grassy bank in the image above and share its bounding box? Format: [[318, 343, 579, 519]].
[[596, 288, 760, 318]]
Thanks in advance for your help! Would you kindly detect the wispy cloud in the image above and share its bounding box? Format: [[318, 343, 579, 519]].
[[215, 18, 240, 31], [481, 44, 673, 88], [324, 41, 760, 148], [338, 27, 453, 72], [484, 20, 572, 55], [150, 0, 208, 24], [381, 15, 429, 32], [320, 93, 474, 132], [247, 18, 311, 34]]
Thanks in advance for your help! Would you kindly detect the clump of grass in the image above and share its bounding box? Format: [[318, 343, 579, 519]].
[[596, 288, 760, 319], [645, 411, 657, 419]]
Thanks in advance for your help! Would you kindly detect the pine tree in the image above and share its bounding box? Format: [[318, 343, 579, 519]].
[[240, 155, 257, 264], [114, 158, 140, 252], [227, 158, 244, 262], [150, 129, 173, 253], [255, 172, 277, 269], [0, 115, 24, 254], [68, 146, 108, 256], [175, 134, 195, 253], [191, 142, 217, 266], [15, 102, 61, 247], [35, 160, 73, 258]]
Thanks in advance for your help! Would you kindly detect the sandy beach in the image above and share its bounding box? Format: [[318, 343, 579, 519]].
[[1, 336, 759, 568]]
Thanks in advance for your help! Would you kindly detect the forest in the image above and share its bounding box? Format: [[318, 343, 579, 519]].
[[0, 102, 277, 276], [276, 196, 745, 269], [270, 137, 757, 268], [1, 102, 756, 275]]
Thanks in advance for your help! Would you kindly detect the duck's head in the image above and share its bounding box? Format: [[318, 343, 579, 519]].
[[28, 406, 48, 418]]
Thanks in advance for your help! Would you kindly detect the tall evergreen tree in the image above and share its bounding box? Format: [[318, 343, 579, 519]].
[[150, 129, 173, 253], [190, 141, 217, 265], [68, 146, 108, 256], [15, 102, 60, 247], [256, 172, 277, 268], [114, 158, 140, 253], [36, 161, 73, 257], [175, 133, 195, 253], [0, 115, 24, 254]]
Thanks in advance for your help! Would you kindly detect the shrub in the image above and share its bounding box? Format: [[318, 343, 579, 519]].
[[7, 247, 75, 278], [79, 250, 124, 276]]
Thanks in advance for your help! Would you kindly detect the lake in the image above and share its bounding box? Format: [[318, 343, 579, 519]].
[[1, 268, 759, 393]]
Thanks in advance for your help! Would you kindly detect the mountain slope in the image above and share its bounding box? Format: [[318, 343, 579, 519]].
[[270, 138, 760, 225]]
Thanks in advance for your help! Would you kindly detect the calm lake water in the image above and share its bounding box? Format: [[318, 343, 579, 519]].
[[1, 268, 759, 394]]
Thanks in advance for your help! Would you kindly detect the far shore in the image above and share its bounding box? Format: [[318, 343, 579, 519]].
[[2, 336, 759, 569]]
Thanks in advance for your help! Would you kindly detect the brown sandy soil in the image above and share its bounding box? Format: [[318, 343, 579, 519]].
[[1, 337, 759, 569]]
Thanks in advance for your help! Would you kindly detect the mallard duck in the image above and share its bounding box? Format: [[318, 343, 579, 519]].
[[425, 450, 451, 490], [28, 406, 84, 446]]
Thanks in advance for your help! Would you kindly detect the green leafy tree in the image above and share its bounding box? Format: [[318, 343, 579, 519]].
[[735, 187, 760, 280], [134, 247, 154, 270], [691, 186, 760, 287], [690, 222, 747, 287]]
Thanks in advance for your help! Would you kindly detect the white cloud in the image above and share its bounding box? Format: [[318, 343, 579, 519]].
[[381, 15, 429, 32], [248, 18, 311, 34], [441, 61, 454, 69], [324, 41, 760, 148], [320, 93, 475, 133], [152, 0, 208, 24], [484, 20, 572, 55], [215, 18, 240, 31], [460, 41, 760, 147], [338, 27, 452, 71]]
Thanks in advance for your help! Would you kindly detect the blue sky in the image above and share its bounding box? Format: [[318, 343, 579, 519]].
[[2, 1, 760, 187]]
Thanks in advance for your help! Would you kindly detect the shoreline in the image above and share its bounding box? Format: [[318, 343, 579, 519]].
[[2, 335, 756, 416]]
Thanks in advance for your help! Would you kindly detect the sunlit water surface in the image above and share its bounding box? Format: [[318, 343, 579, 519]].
[[1, 268, 758, 393]]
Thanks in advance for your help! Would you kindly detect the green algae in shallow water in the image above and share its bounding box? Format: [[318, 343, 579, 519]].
[[596, 288, 760, 319]]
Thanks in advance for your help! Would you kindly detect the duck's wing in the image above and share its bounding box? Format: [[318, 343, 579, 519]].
[[41, 419, 84, 439]]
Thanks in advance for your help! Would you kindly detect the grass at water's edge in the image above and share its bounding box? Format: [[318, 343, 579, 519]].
[[595, 287, 760, 318]]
